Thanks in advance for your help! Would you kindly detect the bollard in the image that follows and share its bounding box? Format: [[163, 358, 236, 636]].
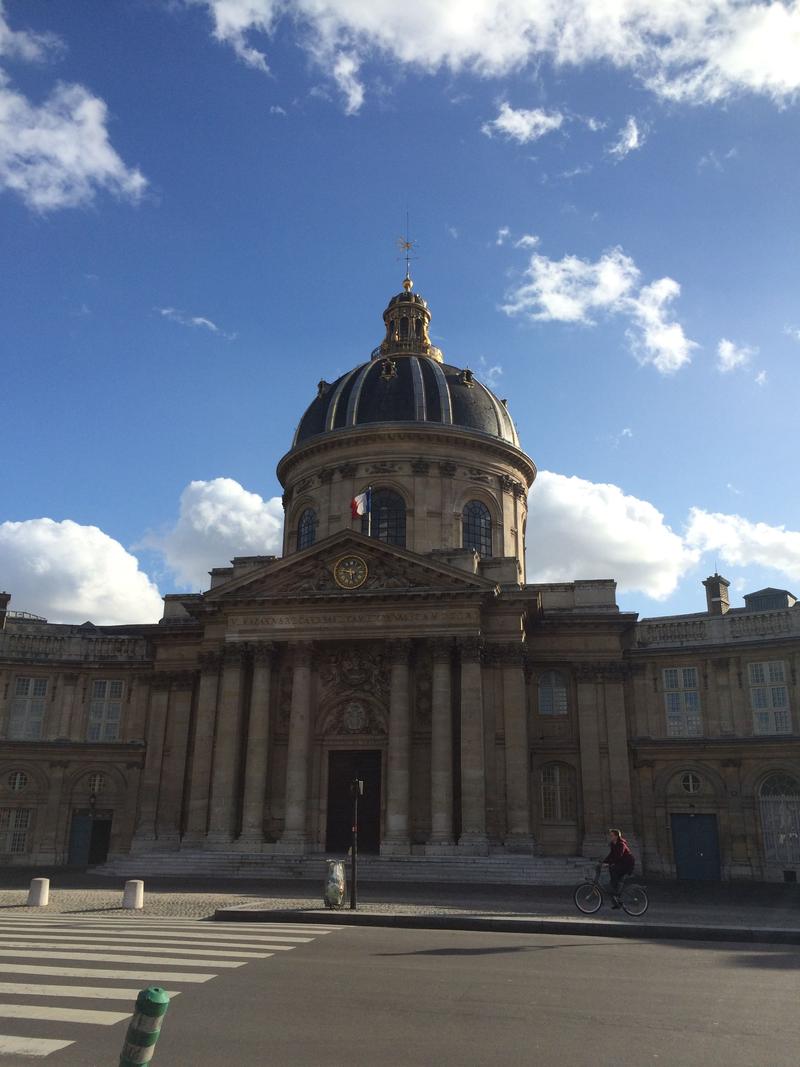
[[122, 879, 144, 910], [119, 986, 170, 1066], [27, 878, 49, 907]]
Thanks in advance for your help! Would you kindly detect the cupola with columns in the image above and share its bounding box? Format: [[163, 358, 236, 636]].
[[277, 275, 537, 581]]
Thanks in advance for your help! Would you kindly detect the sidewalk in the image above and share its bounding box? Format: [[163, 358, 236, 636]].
[[1, 869, 798, 943]]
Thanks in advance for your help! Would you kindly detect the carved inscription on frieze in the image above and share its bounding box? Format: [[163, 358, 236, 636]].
[[229, 609, 478, 631]]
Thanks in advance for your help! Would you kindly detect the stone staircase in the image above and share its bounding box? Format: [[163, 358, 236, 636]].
[[92, 850, 590, 886]]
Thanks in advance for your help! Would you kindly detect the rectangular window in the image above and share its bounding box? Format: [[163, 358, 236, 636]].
[[663, 667, 702, 737], [8, 678, 48, 740], [0, 808, 31, 853], [749, 661, 791, 735], [87, 679, 124, 742]]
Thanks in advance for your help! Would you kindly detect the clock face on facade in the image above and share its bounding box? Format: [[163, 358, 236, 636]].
[[333, 555, 368, 589]]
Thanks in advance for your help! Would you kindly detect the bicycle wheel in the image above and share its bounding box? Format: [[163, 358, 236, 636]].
[[621, 884, 648, 916], [573, 882, 603, 914]]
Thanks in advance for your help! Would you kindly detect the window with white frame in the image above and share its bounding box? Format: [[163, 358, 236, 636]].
[[540, 763, 577, 822], [9, 678, 48, 740], [538, 671, 568, 716], [87, 680, 124, 742], [0, 808, 31, 853], [663, 667, 702, 737], [749, 661, 791, 735]]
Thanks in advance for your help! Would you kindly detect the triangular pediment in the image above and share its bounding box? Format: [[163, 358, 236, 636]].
[[203, 530, 497, 603]]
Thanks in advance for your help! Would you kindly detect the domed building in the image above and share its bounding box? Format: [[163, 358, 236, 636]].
[[1, 274, 799, 882]]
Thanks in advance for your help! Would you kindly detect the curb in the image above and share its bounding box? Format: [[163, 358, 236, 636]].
[[213, 907, 800, 945]]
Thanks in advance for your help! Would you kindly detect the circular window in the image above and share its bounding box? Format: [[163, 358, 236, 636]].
[[87, 773, 105, 795], [7, 771, 28, 793], [681, 772, 701, 795]]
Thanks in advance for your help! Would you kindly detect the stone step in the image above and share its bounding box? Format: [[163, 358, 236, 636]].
[[91, 851, 590, 885]]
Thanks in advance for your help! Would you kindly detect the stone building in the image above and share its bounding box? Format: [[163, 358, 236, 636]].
[[1, 276, 799, 881]]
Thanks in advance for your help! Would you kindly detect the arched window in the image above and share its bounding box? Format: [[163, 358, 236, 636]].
[[538, 670, 568, 716], [362, 489, 406, 547], [462, 500, 492, 557], [296, 508, 317, 551], [759, 772, 800, 865], [540, 763, 577, 822]]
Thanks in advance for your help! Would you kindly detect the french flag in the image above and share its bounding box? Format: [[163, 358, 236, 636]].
[[351, 487, 372, 519]]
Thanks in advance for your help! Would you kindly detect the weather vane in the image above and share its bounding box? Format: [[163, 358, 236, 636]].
[[396, 211, 418, 286]]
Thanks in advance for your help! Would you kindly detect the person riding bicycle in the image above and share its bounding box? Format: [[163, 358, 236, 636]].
[[601, 828, 635, 908]]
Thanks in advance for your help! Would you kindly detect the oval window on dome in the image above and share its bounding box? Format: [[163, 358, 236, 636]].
[[363, 489, 406, 547], [462, 500, 492, 557]]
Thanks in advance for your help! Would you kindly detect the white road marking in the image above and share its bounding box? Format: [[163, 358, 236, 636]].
[[0, 1034, 74, 1056], [0, 918, 341, 932], [0, 963, 216, 983], [0, 932, 312, 948], [0, 948, 247, 967], [0, 940, 274, 959], [0, 983, 180, 1001], [0, 1003, 130, 1026]]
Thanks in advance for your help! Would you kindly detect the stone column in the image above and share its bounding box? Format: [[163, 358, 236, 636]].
[[382, 639, 412, 855], [207, 644, 247, 846], [499, 643, 533, 851], [38, 762, 67, 862], [238, 642, 276, 848], [576, 665, 607, 857], [427, 637, 454, 849], [55, 673, 80, 739], [279, 643, 313, 852], [458, 636, 488, 853], [156, 672, 195, 844], [131, 675, 170, 848], [182, 652, 221, 845]]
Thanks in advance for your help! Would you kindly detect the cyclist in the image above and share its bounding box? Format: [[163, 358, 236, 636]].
[[601, 828, 635, 908]]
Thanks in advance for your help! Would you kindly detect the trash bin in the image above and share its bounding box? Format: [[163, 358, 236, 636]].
[[324, 859, 346, 909]]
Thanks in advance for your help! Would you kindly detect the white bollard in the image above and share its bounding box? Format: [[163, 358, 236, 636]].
[[27, 878, 49, 907], [122, 880, 144, 910]]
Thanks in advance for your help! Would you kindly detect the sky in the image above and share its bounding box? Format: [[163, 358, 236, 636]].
[[2, 0, 800, 625]]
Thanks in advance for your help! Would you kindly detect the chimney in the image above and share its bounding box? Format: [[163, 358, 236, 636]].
[[702, 574, 730, 615], [0, 592, 9, 630]]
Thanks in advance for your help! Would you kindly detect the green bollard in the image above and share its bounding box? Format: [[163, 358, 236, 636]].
[[119, 986, 170, 1066]]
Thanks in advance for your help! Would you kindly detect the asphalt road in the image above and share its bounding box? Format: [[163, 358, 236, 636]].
[[6, 922, 799, 1066]]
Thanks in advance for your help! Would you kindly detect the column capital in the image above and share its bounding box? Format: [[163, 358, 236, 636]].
[[199, 650, 222, 673], [430, 637, 455, 662], [222, 643, 248, 667], [252, 641, 277, 665], [485, 642, 526, 668], [148, 673, 173, 691], [456, 635, 484, 663], [291, 642, 314, 668], [388, 638, 413, 665], [170, 671, 196, 691]]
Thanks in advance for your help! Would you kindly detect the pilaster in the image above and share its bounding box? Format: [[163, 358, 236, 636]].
[[278, 643, 314, 852], [457, 636, 488, 854], [427, 637, 455, 850], [238, 642, 276, 848], [183, 651, 221, 845], [381, 639, 412, 855], [207, 644, 247, 846]]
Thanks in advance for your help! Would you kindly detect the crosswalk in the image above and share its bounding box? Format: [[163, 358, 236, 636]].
[[0, 913, 339, 1059]]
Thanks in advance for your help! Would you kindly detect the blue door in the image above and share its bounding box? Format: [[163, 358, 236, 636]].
[[671, 813, 721, 880], [68, 814, 92, 866]]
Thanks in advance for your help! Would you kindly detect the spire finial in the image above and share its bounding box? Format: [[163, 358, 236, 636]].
[[397, 210, 416, 291]]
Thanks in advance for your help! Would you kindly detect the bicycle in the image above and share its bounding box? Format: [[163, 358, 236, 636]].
[[573, 863, 649, 916]]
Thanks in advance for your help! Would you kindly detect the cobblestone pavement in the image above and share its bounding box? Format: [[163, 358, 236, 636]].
[[1, 869, 798, 927]]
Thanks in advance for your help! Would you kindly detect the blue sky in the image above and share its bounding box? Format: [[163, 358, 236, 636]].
[[2, 0, 799, 624]]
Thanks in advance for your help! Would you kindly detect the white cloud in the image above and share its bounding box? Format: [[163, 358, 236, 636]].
[[331, 51, 364, 114], [503, 243, 698, 374], [269, 104, 287, 115], [477, 357, 503, 388], [717, 337, 755, 372], [482, 102, 564, 143], [698, 146, 737, 170], [495, 226, 510, 246], [527, 471, 697, 598], [156, 306, 236, 339], [514, 234, 540, 249], [608, 116, 645, 159], [187, 0, 800, 110], [755, 370, 767, 386], [0, 5, 146, 212], [685, 508, 800, 585], [784, 325, 800, 342], [0, 518, 162, 624], [145, 477, 284, 588]]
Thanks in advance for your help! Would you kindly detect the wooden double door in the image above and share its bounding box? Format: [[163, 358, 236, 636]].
[[325, 750, 382, 854]]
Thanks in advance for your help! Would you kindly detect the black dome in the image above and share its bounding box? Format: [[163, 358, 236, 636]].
[[293, 357, 520, 448]]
